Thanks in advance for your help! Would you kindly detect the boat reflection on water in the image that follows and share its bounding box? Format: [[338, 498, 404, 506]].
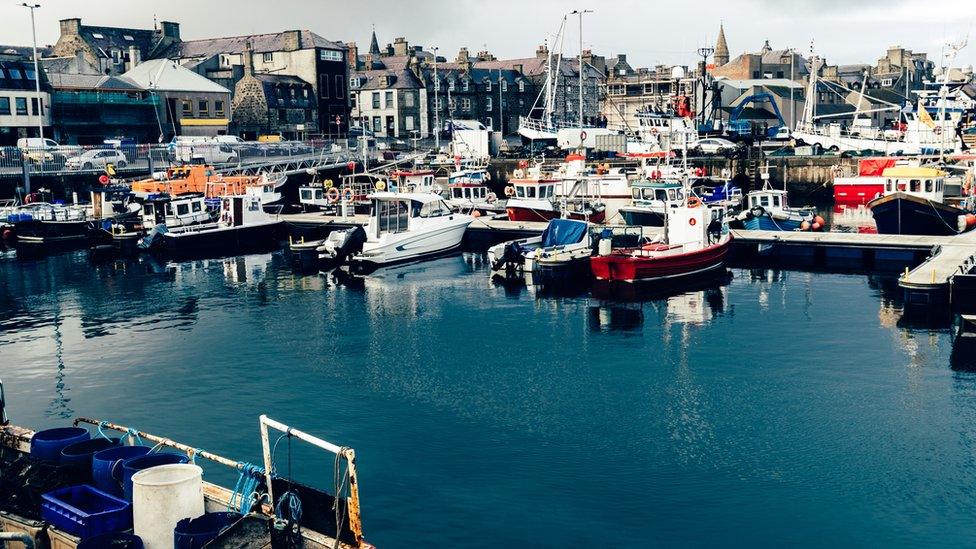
[[591, 268, 733, 303], [951, 315, 976, 372], [830, 203, 877, 234]]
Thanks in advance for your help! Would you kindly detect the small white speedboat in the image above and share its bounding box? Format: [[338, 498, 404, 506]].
[[488, 218, 594, 277], [320, 192, 474, 274]]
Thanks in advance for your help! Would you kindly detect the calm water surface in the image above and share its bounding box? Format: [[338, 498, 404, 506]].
[[1, 248, 974, 547]]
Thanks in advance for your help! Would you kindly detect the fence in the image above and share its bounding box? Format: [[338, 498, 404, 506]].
[[0, 138, 366, 178]]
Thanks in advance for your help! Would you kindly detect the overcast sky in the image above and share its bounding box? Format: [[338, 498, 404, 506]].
[[2, 0, 974, 69]]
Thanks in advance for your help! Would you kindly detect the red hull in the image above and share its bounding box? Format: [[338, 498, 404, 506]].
[[833, 182, 885, 205], [506, 206, 606, 224], [590, 237, 731, 282]]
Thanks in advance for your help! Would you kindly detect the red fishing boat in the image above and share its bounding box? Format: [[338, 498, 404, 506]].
[[590, 203, 730, 282], [504, 178, 606, 223], [832, 158, 898, 205]]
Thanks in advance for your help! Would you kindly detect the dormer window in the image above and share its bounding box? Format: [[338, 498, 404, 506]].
[[91, 33, 104, 39], [123, 35, 134, 41], [111, 49, 122, 65], [262, 52, 273, 63], [462, 80, 469, 92], [486, 80, 492, 92], [518, 80, 525, 92], [501, 80, 508, 92]]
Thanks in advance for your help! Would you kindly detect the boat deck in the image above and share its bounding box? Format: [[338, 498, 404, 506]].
[[729, 229, 957, 251]]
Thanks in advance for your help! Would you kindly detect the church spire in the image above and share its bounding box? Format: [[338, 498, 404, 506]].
[[714, 22, 729, 67], [369, 25, 381, 56]]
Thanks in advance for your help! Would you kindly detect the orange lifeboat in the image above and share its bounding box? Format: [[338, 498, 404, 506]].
[[129, 165, 268, 198]]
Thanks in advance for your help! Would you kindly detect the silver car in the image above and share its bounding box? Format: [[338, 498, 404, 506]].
[[65, 149, 128, 171]]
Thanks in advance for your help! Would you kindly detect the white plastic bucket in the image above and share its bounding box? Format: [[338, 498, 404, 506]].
[[131, 463, 205, 549]]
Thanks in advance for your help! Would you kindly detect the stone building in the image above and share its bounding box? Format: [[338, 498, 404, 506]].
[[872, 46, 933, 89], [232, 43, 318, 139], [602, 56, 698, 131], [159, 30, 349, 137], [350, 69, 427, 138], [51, 18, 179, 75]]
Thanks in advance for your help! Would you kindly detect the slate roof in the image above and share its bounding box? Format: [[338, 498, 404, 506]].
[[354, 69, 423, 91], [255, 73, 315, 109], [45, 72, 142, 91], [161, 30, 345, 59], [0, 44, 51, 59], [0, 59, 50, 91], [76, 24, 158, 59], [123, 58, 230, 93]]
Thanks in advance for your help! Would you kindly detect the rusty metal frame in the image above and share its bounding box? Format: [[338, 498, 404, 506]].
[[259, 415, 364, 548]]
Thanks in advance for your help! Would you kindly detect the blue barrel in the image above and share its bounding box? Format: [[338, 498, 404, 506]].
[[77, 532, 144, 548], [174, 512, 236, 549], [92, 445, 151, 496], [31, 427, 90, 463], [61, 437, 121, 479], [121, 453, 189, 501]]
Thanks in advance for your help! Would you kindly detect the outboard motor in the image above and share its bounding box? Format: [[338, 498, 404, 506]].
[[491, 241, 526, 273], [317, 226, 367, 270]]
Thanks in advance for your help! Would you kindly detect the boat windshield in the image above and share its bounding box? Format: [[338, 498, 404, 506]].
[[375, 199, 409, 234]]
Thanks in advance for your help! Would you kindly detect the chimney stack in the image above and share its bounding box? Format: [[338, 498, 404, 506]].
[[393, 37, 409, 57], [160, 21, 180, 41], [536, 44, 549, 59], [347, 42, 359, 70], [128, 45, 141, 70], [283, 30, 302, 51], [59, 18, 81, 36]]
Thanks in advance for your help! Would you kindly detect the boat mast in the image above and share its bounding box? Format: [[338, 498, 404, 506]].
[[571, 10, 592, 131]]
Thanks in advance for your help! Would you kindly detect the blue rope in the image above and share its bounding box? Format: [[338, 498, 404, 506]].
[[189, 447, 204, 464], [275, 490, 302, 523], [96, 422, 113, 441], [125, 428, 143, 446], [228, 462, 263, 513]]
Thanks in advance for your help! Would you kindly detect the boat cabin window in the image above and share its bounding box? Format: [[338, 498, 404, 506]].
[[897, 179, 907, 192], [315, 189, 324, 200], [676, 188, 684, 200], [910, 180, 921, 193], [937, 179, 943, 192], [886, 180, 893, 193], [453, 188, 463, 199], [760, 195, 770, 207], [192, 201, 202, 213], [144, 203, 154, 215], [925, 180, 933, 193], [667, 189, 676, 201], [300, 189, 312, 200], [424, 176, 433, 186], [376, 200, 409, 234], [525, 186, 536, 198], [772, 195, 781, 208], [177, 203, 189, 216], [165, 203, 173, 215], [419, 199, 452, 218]]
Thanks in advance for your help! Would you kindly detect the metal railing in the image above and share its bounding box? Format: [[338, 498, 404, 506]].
[[0, 139, 369, 179]]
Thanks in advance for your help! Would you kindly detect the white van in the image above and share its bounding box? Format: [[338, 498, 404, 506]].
[[212, 135, 245, 144], [169, 136, 239, 164]]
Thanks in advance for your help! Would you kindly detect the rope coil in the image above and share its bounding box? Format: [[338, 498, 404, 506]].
[[228, 462, 264, 514]]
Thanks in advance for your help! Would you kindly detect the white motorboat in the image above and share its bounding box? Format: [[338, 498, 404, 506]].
[[319, 192, 474, 274]]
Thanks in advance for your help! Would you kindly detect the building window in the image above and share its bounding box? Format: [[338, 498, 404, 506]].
[[486, 80, 492, 92], [434, 97, 442, 110], [501, 80, 508, 92], [405, 115, 414, 130], [434, 79, 440, 91], [8, 69, 21, 79], [372, 116, 381, 132], [610, 84, 626, 96], [385, 91, 393, 108], [278, 109, 286, 121], [215, 100, 225, 117], [30, 97, 38, 115], [462, 80, 469, 92], [882, 78, 893, 87], [334, 75, 344, 98], [262, 52, 273, 63], [404, 91, 415, 107], [15, 97, 27, 115], [307, 109, 314, 121], [181, 100, 192, 117], [461, 98, 471, 111], [198, 100, 209, 117], [320, 75, 330, 99], [518, 80, 525, 92], [112, 49, 122, 65], [486, 97, 492, 110], [752, 71, 760, 79], [448, 80, 455, 91], [0, 98, 8, 115], [372, 92, 380, 109], [320, 49, 343, 62]]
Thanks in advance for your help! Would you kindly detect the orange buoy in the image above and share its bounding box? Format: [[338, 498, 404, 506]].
[[472, 210, 482, 218], [800, 221, 811, 231], [814, 215, 826, 226], [812, 222, 822, 231], [966, 214, 976, 228]]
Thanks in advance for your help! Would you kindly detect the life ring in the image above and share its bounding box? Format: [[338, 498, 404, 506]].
[[487, 192, 497, 203], [934, 126, 943, 135], [689, 217, 697, 226], [375, 180, 387, 191], [342, 187, 354, 201], [687, 196, 702, 208], [513, 169, 525, 179], [504, 185, 516, 198], [326, 187, 340, 203]]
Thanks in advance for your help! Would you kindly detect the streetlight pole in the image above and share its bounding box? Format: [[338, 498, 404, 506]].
[[498, 68, 504, 135], [789, 47, 795, 130], [697, 46, 714, 130], [22, 3, 44, 140], [571, 9, 592, 134], [432, 47, 440, 150]]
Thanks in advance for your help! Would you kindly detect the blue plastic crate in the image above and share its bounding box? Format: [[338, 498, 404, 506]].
[[41, 484, 132, 538]]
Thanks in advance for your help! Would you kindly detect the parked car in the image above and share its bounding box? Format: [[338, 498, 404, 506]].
[[65, 149, 128, 171], [347, 126, 374, 138], [17, 137, 78, 164], [697, 138, 740, 156], [212, 135, 246, 144]]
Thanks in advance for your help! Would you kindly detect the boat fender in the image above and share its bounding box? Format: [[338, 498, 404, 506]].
[[504, 186, 516, 198], [813, 215, 825, 228], [326, 187, 340, 203], [800, 220, 811, 231], [487, 192, 497, 204], [687, 196, 702, 208], [811, 221, 822, 231]]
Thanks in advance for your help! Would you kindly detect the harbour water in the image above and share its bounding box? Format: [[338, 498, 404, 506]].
[[2, 249, 975, 546]]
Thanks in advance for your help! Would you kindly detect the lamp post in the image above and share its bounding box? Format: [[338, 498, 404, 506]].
[[432, 46, 440, 149], [788, 47, 796, 130], [22, 3, 44, 140], [570, 9, 593, 133], [697, 46, 714, 129]]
